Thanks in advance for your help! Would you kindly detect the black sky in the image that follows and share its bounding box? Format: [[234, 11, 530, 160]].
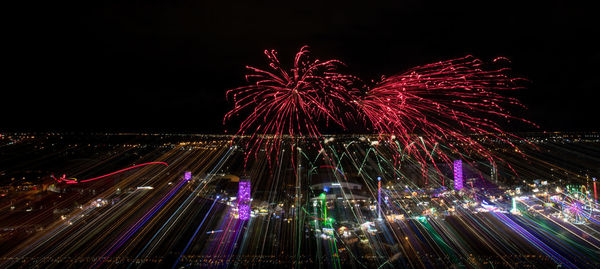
[[3, 0, 598, 133]]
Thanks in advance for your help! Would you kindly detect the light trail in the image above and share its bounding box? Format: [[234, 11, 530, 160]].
[[172, 197, 218, 268], [93, 172, 189, 268], [51, 161, 168, 184]]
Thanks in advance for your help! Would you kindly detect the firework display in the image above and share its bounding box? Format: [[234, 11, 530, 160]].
[[226, 47, 536, 172]]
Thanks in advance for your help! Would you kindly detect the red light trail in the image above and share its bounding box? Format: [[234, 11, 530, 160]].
[[51, 161, 169, 184]]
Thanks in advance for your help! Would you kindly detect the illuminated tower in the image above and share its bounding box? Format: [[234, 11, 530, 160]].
[[184, 171, 192, 181], [454, 160, 463, 191], [238, 178, 251, 220]]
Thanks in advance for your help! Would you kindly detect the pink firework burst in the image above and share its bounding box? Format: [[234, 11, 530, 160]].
[[224, 46, 359, 161], [356, 55, 536, 174]]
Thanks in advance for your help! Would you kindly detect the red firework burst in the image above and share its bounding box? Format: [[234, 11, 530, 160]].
[[356, 55, 536, 173], [224, 46, 359, 160]]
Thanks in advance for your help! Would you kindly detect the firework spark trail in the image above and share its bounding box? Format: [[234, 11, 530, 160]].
[[224, 46, 360, 164]]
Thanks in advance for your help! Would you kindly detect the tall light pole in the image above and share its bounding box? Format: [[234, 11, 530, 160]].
[[378, 176, 382, 220]]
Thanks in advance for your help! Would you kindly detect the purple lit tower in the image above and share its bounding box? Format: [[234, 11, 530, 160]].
[[453, 160, 463, 191], [238, 179, 251, 220], [184, 172, 192, 181]]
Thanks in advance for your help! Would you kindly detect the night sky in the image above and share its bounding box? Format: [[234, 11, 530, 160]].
[[4, 0, 598, 133]]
